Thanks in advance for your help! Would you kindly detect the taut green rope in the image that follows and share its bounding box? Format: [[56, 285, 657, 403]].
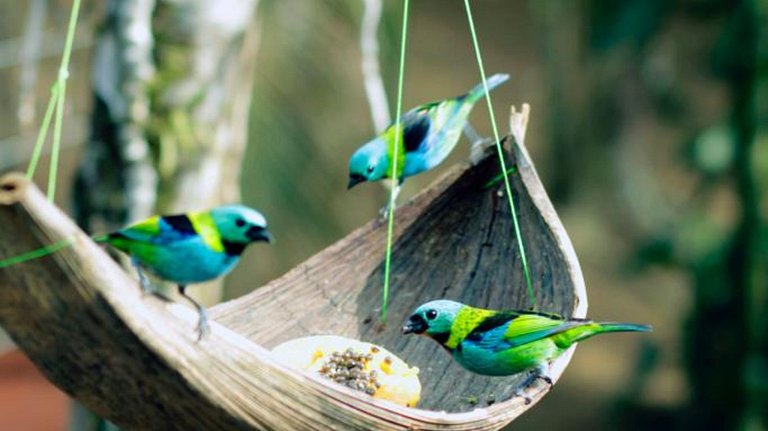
[[381, 0, 410, 322], [463, 0, 536, 308]]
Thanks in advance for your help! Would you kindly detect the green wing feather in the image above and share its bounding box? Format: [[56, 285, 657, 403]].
[[119, 216, 162, 238], [103, 216, 162, 252], [502, 314, 585, 348]]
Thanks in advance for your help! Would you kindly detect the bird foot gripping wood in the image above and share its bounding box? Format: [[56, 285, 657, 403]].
[[377, 181, 402, 222], [131, 258, 154, 294], [178, 285, 211, 342], [469, 137, 497, 166], [513, 363, 554, 405]]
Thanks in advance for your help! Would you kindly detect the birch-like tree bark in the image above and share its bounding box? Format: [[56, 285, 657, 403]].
[[71, 1, 261, 428], [74, 0, 260, 299]]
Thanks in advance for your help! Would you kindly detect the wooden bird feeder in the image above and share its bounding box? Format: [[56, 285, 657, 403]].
[[0, 105, 587, 430]]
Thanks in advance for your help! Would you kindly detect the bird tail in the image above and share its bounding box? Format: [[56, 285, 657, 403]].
[[595, 322, 653, 334], [464, 73, 510, 103], [557, 321, 652, 347]]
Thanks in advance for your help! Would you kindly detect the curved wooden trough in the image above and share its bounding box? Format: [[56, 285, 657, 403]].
[[0, 105, 586, 430]]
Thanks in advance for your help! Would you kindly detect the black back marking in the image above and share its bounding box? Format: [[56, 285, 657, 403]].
[[468, 312, 519, 340], [401, 111, 431, 153], [162, 214, 196, 235]]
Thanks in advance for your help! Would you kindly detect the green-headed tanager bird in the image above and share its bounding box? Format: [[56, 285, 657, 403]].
[[99, 204, 273, 340], [403, 300, 651, 403], [348, 73, 510, 210]]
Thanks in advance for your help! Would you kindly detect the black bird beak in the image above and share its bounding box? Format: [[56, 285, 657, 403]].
[[402, 315, 427, 335], [247, 226, 274, 243], [347, 174, 365, 190]]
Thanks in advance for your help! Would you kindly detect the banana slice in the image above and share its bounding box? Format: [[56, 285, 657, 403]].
[[272, 335, 421, 407]]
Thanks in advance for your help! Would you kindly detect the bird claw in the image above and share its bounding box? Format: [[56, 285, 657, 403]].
[[514, 389, 532, 405], [469, 137, 496, 166], [178, 285, 211, 343], [378, 182, 402, 223], [139, 278, 154, 295], [513, 366, 552, 405], [196, 313, 210, 343], [378, 204, 390, 221], [131, 259, 154, 295], [538, 374, 554, 387]]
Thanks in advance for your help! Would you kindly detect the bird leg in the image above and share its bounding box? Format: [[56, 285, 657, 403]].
[[466, 123, 497, 166], [463, 123, 482, 143], [130, 259, 173, 302], [378, 181, 402, 221], [513, 363, 553, 405], [178, 285, 210, 342], [131, 258, 153, 294], [533, 362, 554, 387]]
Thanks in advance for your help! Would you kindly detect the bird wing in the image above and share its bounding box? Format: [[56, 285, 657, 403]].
[[110, 214, 199, 246], [398, 106, 433, 154], [466, 311, 581, 352], [501, 313, 583, 349]]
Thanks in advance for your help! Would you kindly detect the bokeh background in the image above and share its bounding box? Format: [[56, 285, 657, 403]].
[[0, 0, 766, 430]]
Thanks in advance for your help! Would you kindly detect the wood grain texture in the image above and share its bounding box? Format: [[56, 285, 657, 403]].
[[0, 106, 587, 430]]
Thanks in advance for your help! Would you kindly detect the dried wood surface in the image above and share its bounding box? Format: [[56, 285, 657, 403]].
[[0, 106, 587, 430]]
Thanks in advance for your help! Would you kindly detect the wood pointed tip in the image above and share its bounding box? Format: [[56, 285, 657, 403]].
[[509, 103, 531, 151]]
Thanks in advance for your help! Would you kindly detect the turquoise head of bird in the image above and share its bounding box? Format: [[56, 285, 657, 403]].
[[210, 205, 273, 254], [402, 299, 464, 344], [348, 138, 390, 189]]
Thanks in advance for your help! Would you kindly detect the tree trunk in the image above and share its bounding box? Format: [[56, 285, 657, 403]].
[[71, 0, 261, 428], [73, 0, 261, 313]]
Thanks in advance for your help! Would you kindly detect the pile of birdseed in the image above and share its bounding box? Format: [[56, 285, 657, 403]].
[[317, 348, 383, 396]]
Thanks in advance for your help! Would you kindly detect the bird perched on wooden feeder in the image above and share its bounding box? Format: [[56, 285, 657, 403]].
[[403, 299, 651, 403], [99, 204, 273, 340], [347, 73, 510, 212]]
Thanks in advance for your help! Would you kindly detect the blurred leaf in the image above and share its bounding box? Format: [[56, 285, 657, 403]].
[[711, 2, 758, 81], [686, 124, 736, 176], [631, 234, 678, 270], [588, 0, 671, 53]]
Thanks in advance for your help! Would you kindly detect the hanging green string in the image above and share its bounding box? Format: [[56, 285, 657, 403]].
[[25, 0, 82, 202], [381, 0, 410, 322], [1, 0, 87, 270], [48, 0, 81, 201], [26, 89, 59, 179], [463, 0, 536, 308]]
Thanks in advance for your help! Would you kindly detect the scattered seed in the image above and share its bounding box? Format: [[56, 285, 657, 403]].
[[317, 347, 382, 397]]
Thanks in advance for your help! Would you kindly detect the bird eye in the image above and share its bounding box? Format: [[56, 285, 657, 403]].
[[426, 309, 437, 320], [235, 218, 246, 228], [366, 165, 375, 173]]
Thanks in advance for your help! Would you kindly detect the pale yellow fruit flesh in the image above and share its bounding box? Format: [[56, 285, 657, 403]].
[[271, 335, 421, 407]]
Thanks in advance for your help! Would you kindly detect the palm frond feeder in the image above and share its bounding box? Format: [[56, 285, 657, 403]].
[[0, 105, 587, 430]]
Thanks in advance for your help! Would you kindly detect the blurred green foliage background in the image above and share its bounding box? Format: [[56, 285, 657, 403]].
[[0, 0, 766, 430]]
